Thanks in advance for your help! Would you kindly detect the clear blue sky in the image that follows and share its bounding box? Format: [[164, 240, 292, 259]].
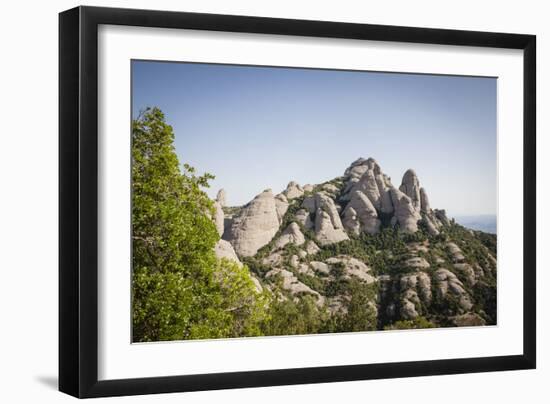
[[132, 60, 497, 216]]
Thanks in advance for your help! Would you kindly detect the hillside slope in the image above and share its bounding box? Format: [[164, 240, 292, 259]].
[[215, 157, 497, 331]]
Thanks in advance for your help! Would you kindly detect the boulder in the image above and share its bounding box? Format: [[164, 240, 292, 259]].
[[344, 158, 369, 180], [274, 194, 289, 223], [400, 289, 421, 319], [406, 241, 429, 254], [304, 192, 348, 245], [405, 257, 430, 269], [303, 184, 314, 193], [399, 169, 422, 211], [420, 187, 431, 213], [342, 206, 360, 235], [213, 201, 225, 237], [315, 209, 349, 245], [262, 251, 283, 266], [214, 240, 242, 266], [434, 268, 473, 312], [302, 196, 316, 213], [295, 209, 314, 230], [375, 173, 394, 214], [273, 222, 305, 250], [305, 240, 321, 255], [453, 263, 476, 285], [423, 215, 440, 236], [354, 169, 382, 209], [434, 209, 450, 226], [447, 242, 465, 262], [216, 189, 227, 207], [400, 272, 432, 303], [310, 261, 331, 275], [342, 190, 381, 235], [289, 254, 300, 268], [389, 187, 421, 233], [226, 189, 280, 257], [326, 256, 375, 283], [265, 268, 324, 306], [284, 181, 304, 200], [296, 263, 314, 276], [322, 183, 339, 194]]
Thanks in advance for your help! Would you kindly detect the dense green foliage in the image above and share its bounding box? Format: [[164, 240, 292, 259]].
[[132, 108, 267, 342]]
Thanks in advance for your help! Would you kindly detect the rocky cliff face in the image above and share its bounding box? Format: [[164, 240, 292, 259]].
[[213, 158, 497, 329]]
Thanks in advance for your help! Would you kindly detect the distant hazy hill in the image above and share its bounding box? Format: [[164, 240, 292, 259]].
[[454, 215, 497, 234]]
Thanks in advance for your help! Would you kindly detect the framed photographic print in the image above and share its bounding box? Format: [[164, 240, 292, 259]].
[[59, 6, 536, 398]]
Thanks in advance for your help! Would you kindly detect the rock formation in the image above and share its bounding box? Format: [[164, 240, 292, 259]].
[[295, 209, 314, 230], [326, 256, 375, 283], [342, 190, 381, 235], [389, 187, 422, 233], [207, 156, 495, 331], [225, 189, 280, 257], [213, 201, 225, 236], [399, 169, 422, 211], [265, 268, 324, 306], [315, 209, 349, 245], [274, 193, 289, 223], [214, 239, 242, 265], [273, 222, 305, 250], [284, 181, 304, 200], [434, 268, 473, 312], [216, 189, 227, 207]]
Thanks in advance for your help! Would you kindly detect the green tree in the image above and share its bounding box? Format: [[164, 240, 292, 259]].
[[132, 107, 266, 341], [329, 281, 378, 333]]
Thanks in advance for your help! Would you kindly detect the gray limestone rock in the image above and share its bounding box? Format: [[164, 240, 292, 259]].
[[447, 242, 466, 263], [375, 173, 394, 214], [274, 193, 289, 223], [400, 272, 432, 304], [434, 209, 451, 226], [400, 289, 421, 319], [310, 261, 331, 275], [305, 240, 321, 255], [453, 263, 476, 285], [265, 268, 324, 306], [326, 256, 375, 283], [216, 189, 227, 207], [342, 190, 381, 235], [273, 222, 305, 250], [420, 187, 431, 213], [213, 201, 225, 237], [389, 187, 422, 233], [284, 181, 304, 200], [214, 239, 242, 266], [434, 268, 473, 312], [404, 256, 430, 270], [303, 192, 349, 245], [399, 169, 422, 211], [315, 209, 349, 245], [295, 209, 314, 230], [227, 189, 280, 257]]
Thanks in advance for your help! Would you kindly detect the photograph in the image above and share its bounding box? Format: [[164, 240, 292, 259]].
[[130, 60, 498, 343]]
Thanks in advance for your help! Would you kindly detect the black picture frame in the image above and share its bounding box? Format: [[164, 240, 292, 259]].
[[59, 5, 536, 398]]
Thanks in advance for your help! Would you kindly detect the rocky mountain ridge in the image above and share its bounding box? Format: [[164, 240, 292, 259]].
[[213, 157, 497, 329]]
